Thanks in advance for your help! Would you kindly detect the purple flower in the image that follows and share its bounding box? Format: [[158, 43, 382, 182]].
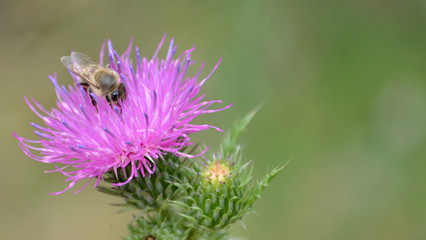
[[14, 36, 232, 194]]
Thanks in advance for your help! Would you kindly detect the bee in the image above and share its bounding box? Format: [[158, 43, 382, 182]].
[[61, 52, 126, 105]]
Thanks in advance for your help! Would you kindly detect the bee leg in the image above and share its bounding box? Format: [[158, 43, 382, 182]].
[[116, 102, 123, 114], [87, 88, 97, 107], [79, 83, 99, 108], [76, 82, 96, 107], [79, 81, 90, 90]]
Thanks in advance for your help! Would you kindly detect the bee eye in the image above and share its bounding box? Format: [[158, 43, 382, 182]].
[[111, 90, 119, 102]]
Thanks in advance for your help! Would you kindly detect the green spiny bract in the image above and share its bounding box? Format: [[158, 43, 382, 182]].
[[125, 213, 229, 240], [98, 151, 192, 213], [125, 214, 189, 240]]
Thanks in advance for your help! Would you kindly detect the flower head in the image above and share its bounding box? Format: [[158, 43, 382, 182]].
[[14, 36, 232, 194], [203, 155, 231, 184]]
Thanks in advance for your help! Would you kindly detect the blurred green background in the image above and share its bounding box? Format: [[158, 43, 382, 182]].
[[1, 0, 425, 239]]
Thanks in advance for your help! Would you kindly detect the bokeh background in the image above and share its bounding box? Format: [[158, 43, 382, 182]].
[[1, 0, 426, 239]]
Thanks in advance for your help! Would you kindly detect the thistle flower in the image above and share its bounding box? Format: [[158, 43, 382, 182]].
[[14, 36, 232, 194]]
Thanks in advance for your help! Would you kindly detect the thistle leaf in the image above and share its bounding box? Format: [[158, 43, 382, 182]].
[[222, 105, 262, 156]]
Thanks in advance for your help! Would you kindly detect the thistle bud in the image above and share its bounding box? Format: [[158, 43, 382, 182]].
[[175, 109, 286, 234], [203, 156, 231, 185]]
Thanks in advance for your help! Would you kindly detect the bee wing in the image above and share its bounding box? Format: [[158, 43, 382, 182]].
[[61, 52, 103, 89], [70, 52, 100, 72], [60, 55, 75, 72]]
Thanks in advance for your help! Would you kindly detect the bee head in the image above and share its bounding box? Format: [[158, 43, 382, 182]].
[[107, 83, 126, 104]]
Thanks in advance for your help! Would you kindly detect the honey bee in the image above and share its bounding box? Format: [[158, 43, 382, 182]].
[[61, 52, 126, 104]]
